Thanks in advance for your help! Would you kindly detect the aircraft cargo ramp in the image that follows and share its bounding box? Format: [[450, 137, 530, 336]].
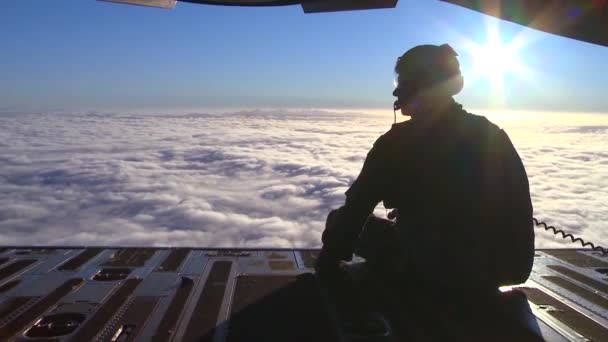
[[0, 247, 606, 341]]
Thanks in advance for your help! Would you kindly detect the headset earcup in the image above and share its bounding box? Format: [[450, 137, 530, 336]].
[[448, 74, 464, 96], [424, 74, 463, 98]]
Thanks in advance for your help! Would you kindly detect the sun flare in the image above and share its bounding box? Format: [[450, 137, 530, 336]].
[[455, 21, 535, 105], [470, 41, 523, 83]]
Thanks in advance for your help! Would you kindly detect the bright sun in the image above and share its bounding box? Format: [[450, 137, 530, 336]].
[[456, 22, 533, 104], [470, 41, 523, 82]]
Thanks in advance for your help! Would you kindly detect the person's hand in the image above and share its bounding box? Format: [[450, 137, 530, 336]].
[[321, 208, 355, 262], [314, 248, 343, 275], [314, 248, 352, 287]]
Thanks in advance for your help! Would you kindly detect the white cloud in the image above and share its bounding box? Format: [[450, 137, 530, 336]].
[[0, 110, 606, 250]]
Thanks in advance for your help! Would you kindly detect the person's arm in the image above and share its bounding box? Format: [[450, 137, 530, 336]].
[[496, 129, 534, 284], [480, 126, 534, 285], [318, 135, 389, 268]]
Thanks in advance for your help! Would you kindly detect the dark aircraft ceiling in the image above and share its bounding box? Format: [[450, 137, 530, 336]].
[[178, 0, 398, 12], [440, 0, 608, 47], [104, 0, 608, 47]]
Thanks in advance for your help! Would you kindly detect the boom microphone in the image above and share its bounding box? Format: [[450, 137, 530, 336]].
[[393, 100, 401, 111], [393, 100, 400, 124]]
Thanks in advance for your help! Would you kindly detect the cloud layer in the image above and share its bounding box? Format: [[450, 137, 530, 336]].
[[0, 109, 606, 249]]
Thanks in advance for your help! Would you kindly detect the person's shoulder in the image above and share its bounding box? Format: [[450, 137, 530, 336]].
[[374, 120, 412, 148], [460, 111, 518, 154], [461, 110, 495, 127], [391, 120, 414, 130], [388, 120, 414, 137], [461, 110, 504, 134]]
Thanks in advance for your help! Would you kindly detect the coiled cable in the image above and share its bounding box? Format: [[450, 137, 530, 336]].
[[533, 217, 607, 255]]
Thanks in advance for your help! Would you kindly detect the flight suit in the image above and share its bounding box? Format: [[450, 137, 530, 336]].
[[320, 101, 534, 290]]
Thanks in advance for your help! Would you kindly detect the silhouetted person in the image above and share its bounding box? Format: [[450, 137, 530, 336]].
[[316, 44, 535, 339]]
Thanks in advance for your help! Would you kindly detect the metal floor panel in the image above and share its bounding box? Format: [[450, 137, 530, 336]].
[[0, 247, 604, 341]]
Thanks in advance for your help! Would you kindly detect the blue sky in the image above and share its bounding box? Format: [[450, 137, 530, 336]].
[[2, 0, 608, 112]]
